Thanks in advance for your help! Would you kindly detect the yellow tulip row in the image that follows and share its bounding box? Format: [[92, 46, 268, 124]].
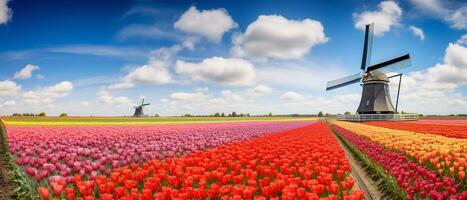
[[334, 121, 467, 176]]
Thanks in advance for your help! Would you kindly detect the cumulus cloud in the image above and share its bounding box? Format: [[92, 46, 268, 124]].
[[232, 15, 328, 60], [175, 57, 256, 86], [97, 89, 132, 106], [22, 81, 73, 104], [108, 46, 182, 89], [409, 0, 466, 30], [122, 60, 172, 85], [353, 1, 402, 36], [14, 64, 40, 79], [0, 80, 21, 96], [280, 91, 305, 101], [409, 25, 425, 41], [0, 0, 12, 25], [174, 6, 237, 43], [248, 85, 273, 97]]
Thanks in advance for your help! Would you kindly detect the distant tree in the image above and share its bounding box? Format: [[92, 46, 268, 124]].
[[246, 113, 250, 117], [344, 111, 351, 115], [38, 112, 46, 117], [318, 111, 324, 117], [232, 112, 237, 117], [325, 113, 332, 117], [184, 114, 192, 117], [228, 113, 232, 117], [221, 113, 225, 117], [268, 112, 272, 117], [214, 112, 220, 117], [154, 114, 160, 117], [240, 113, 244, 117], [59, 113, 68, 117]]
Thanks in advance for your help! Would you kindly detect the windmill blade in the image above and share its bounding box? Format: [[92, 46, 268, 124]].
[[326, 72, 362, 91], [141, 98, 145, 105], [361, 23, 374, 71], [142, 103, 150, 106], [366, 54, 411, 73]]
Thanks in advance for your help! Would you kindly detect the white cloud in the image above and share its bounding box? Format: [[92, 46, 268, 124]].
[[232, 15, 328, 60], [2, 100, 15, 107], [174, 6, 237, 43], [0, 80, 21, 96], [221, 90, 243, 101], [13, 64, 40, 80], [170, 91, 208, 101], [409, 25, 425, 41], [409, 0, 467, 30], [22, 81, 73, 104], [97, 89, 132, 106], [175, 57, 256, 86], [248, 85, 273, 97], [353, 1, 402, 36], [0, 0, 12, 25], [108, 46, 181, 89], [121, 60, 172, 85], [280, 91, 305, 101], [458, 34, 467, 46]]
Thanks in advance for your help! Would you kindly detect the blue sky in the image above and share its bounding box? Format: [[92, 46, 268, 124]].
[[0, 0, 466, 116]]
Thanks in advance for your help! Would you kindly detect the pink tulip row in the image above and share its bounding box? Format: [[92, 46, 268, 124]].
[[6, 121, 313, 185]]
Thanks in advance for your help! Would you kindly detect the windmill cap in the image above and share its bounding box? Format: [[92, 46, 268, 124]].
[[362, 70, 389, 82]]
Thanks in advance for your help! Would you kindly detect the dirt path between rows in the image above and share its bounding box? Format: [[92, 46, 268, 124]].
[[0, 121, 15, 200], [333, 131, 384, 200]]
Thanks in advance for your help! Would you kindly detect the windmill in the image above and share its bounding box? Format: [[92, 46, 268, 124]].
[[133, 98, 150, 117], [326, 23, 411, 114]]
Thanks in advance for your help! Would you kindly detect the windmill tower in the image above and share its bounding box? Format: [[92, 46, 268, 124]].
[[133, 98, 150, 117], [326, 23, 411, 114]]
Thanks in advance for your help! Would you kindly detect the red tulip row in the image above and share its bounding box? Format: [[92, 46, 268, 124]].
[[333, 125, 467, 200], [38, 122, 364, 200]]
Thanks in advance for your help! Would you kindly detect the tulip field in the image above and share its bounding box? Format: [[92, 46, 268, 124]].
[[0, 118, 367, 200], [333, 120, 467, 200], [2, 116, 467, 200]]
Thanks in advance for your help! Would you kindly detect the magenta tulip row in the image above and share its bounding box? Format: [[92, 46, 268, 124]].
[[333, 125, 467, 200]]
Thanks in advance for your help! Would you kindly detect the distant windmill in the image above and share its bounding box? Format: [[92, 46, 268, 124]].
[[133, 98, 150, 117], [326, 23, 411, 114]]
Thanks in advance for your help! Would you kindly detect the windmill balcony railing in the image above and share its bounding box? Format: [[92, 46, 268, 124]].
[[337, 114, 419, 122]]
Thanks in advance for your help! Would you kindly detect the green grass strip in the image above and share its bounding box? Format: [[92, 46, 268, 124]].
[[0, 120, 40, 200], [330, 125, 406, 200]]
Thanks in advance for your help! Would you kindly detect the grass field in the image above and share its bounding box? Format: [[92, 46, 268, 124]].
[[0, 116, 317, 126]]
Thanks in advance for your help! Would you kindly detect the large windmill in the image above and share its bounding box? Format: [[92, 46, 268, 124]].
[[133, 98, 150, 117], [326, 23, 411, 114]]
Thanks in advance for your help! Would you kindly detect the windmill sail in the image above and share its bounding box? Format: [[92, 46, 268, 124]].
[[326, 72, 362, 91], [366, 54, 410, 74], [361, 23, 374, 70]]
